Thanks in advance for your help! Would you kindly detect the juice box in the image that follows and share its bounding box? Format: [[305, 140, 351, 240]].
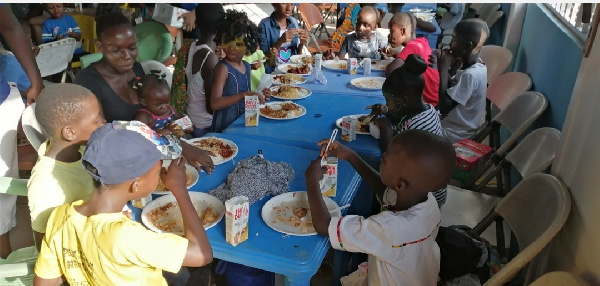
[[173, 116, 193, 131], [225, 196, 249, 246], [244, 95, 259, 126], [347, 58, 358, 75], [320, 157, 338, 197], [314, 53, 323, 70], [362, 58, 372, 75], [131, 194, 152, 209], [340, 116, 357, 142]]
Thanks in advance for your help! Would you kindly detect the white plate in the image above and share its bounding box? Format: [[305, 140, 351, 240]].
[[153, 162, 199, 195], [261, 191, 341, 236], [335, 114, 371, 135], [260, 101, 307, 120], [270, 85, 312, 100], [409, 8, 433, 13], [322, 60, 348, 72], [368, 59, 391, 71], [271, 74, 307, 85], [142, 192, 225, 235], [290, 54, 314, 65], [277, 63, 312, 75], [184, 137, 239, 165], [350, 77, 386, 90]]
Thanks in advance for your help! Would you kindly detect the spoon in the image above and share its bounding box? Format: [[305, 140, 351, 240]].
[[301, 204, 351, 221]]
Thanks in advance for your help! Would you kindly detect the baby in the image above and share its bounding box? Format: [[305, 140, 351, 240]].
[[133, 73, 184, 136], [327, 6, 387, 60]]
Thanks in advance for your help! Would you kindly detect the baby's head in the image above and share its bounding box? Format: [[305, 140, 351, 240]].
[[214, 9, 259, 61], [355, 6, 379, 39], [82, 121, 181, 196], [380, 130, 455, 203], [451, 18, 489, 59], [195, 3, 225, 36], [44, 3, 64, 19], [382, 54, 428, 117], [131, 73, 171, 116], [388, 12, 415, 48], [35, 83, 106, 145]]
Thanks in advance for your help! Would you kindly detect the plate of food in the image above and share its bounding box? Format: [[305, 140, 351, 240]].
[[350, 77, 386, 90], [153, 162, 199, 195], [272, 73, 307, 85], [261, 191, 341, 236], [142, 192, 225, 235], [277, 63, 311, 75], [290, 54, 315, 65], [409, 8, 433, 13], [335, 114, 372, 135], [368, 59, 392, 71], [270, 85, 312, 100], [322, 60, 347, 72], [260, 101, 306, 120], [185, 137, 238, 165]]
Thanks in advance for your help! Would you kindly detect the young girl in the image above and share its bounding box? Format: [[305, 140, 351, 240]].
[[133, 73, 183, 136], [211, 9, 266, 133], [368, 54, 446, 207]]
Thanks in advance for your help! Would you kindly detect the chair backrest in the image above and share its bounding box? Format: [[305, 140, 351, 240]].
[[134, 20, 173, 63], [494, 91, 548, 155], [485, 11, 504, 29], [140, 60, 173, 88], [21, 102, 47, 152], [35, 38, 76, 78], [485, 174, 571, 286], [80, 52, 103, 69], [479, 45, 513, 85], [0, 176, 37, 286], [298, 3, 325, 30], [71, 14, 97, 54], [478, 3, 500, 21], [486, 72, 532, 111], [506, 127, 561, 178]]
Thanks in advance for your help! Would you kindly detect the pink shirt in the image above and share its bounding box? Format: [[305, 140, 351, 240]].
[[397, 37, 440, 106]]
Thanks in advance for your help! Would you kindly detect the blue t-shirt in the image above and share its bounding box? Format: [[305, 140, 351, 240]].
[[0, 54, 31, 92], [41, 15, 84, 54]]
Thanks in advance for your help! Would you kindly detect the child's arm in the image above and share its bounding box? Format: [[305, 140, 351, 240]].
[[33, 275, 64, 286], [40, 20, 55, 43], [297, 29, 308, 54], [436, 50, 459, 115], [318, 140, 387, 197], [210, 63, 261, 110], [373, 117, 394, 152], [67, 16, 81, 41], [194, 48, 219, 115], [305, 157, 331, 235], [416, 18, 437, 33], [162, 158, 213, 266]]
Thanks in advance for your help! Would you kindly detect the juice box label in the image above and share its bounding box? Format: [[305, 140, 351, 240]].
[[341, 116, 357, 142], [173, 116, 193, 131], [347, 58, 358, 75], [225, 196, 249, 246], [245, 95, 259, 126], [320, 157, 338, 197]]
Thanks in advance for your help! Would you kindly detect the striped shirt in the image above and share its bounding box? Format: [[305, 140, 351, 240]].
[[391, 104, 447, 207]]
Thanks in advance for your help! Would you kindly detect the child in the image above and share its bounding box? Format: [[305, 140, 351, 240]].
[[132, 73, 184, 136], [243, 48, 266, 92], [211, 9, 268, 133], [329, 3, 361, 50], [306, 130, 455, 285], [436, 18, 489, 143], [41, 3, 86, 59], [385, 12, 440, 106], [258, 3, 308, 73], [33, 122, 213, 285], [329, 6, 387, 60], [28, 83, 106, 250]]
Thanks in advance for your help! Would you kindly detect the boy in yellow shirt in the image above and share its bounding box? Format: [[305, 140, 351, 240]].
[[34, 122, 213, 285]]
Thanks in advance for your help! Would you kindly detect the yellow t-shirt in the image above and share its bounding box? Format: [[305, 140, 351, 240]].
[[28, 140, 93, 233], [243, 49, 266, 92], [35, 201, 189, 285]]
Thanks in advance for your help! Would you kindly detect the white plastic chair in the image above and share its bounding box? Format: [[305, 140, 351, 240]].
[[140, 60, 173, 88], [0, 177, 37, 286], [485, 72, 532, 139], [479, 45, 513, 85], [477, 3, 500, 22], [485, 11, 504, 29], [35, 38, 76, 83], [530, 272, 589, 286], [21, 102, 47, 152]]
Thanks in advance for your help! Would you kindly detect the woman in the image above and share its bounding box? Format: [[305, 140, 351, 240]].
[[74, 11, 214, 173]]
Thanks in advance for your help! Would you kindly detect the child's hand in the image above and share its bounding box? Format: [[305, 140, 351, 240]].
[[260, 88, 271, 101], [324, 49, 335, 60], [161, 158, 188, 195], [278, 28, 298, 45], [317, 139, 355, 161], [250, 59, 263, 70], [298, 29, 309, 44], [155, 128, 172, 136], [373, 117, 391, 131], [32, 46, 40, 57], [366, 103, 388, 116], [304, 156, 327, 183], [429, 49, 439, 69]]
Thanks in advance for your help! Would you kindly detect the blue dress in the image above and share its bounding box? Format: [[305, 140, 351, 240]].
[[211, 60, 251, 133]]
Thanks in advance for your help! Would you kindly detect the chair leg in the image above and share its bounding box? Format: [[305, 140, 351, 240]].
[[495, 216, 507, 262]]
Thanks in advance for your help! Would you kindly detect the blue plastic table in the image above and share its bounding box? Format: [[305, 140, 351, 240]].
[[402, 3, 442, 49], [140, 134, 361, 286], [301, 68, 386, 98]]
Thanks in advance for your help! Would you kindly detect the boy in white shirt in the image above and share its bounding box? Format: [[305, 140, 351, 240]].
[[306, 129, 456, 285]]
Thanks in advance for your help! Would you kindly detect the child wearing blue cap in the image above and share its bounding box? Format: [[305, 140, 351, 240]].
[[34, 122, 212, 286]]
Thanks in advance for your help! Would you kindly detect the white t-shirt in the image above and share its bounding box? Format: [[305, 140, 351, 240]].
[[441, 60, 487, 143], [329, 192, 441, 286], [185, 43, 213, 129], [276, 29, 293, 66], [439, 4, 466, 30]]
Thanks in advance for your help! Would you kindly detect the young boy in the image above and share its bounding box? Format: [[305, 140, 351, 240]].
[[436, 18, 489, 143], [333, 6, 387, 60], [306, 129, 455, 285], [385, 12, 440, 106], [41, 3, 85, 58], [34, 122, 212, 285]]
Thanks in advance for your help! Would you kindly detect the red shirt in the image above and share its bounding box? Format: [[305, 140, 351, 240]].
[[397, 37, 440, 106]]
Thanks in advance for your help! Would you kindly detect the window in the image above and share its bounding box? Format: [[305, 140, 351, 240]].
[[547, 3, 596, 45]]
